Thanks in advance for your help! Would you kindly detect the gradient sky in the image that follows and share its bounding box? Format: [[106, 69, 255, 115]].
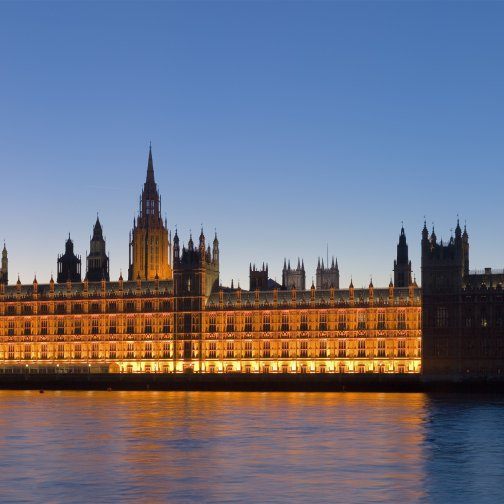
[[1, 0, 503, 288]]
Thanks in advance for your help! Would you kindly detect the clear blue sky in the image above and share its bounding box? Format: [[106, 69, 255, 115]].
[[1, 0, 503, 288]]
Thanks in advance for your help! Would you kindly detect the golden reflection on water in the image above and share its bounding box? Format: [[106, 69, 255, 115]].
[[0, 391, 436, 502]]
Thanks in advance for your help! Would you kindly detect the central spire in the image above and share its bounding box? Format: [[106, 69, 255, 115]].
[[146, 142, 155, 185]]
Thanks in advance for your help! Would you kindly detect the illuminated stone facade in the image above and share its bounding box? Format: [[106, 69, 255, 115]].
[[0, 148, 421, 374], [0, 277, 421, 374]]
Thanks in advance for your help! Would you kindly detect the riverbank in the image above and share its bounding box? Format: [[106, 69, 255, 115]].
[[0, 373, 503, 392]]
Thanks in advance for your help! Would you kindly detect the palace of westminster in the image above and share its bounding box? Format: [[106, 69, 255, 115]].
[[1, 148, 503, 378]]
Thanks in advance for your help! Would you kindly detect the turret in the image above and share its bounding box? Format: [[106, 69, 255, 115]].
[[0, 242, 8, 285], [86, 215, 110, 281], [282, 257, 306, 290], [249, 263, 269, 291], [316, 254, 339, 289], [173, 229, 180, 261], [393, 224, 412, 288], [57, 234, 81, 283], [212, 231, 219, 266]]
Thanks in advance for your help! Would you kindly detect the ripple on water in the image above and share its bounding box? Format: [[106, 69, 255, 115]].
[[0, 391, 503, 503]]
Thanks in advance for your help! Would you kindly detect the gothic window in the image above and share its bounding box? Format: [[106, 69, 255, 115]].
[[436, 307, 448, 328], [338, 313, 346, 331], [377, 312, 385, 330], [74, 343, 81, 360], [91, 318, 99, 334], [244, 314, 253, 332], [109, 319, 117, 334], [300, 340, 308, 358], [262, 314, 270, 332], [281, 340, 289, 358], [109, 343, 117, 359], [398, 312, 406, 330], [300, 313, 308, 331], [127, 318, 134, 334], [319, 313, 328, 331], [378, 339, 386, 358], [75, 319, 82, 335], [208, 341, 217, 359], [144, 342, 152, 359], [58, 343, 65, 359], [127, 342, 134, 359], [358, 340, 366, 357], [91, 343, 99, 359], [357, 312, 366, 330], [226, 314, 235, 332], [24, 344, 31, 360], [244, 340, 253, 358], [226, 340, 234, 358], [58, 319, 65, 335], [41, 344, 48, 360], [319, 340, 327, 358], [162, 342, 170, 359], [262, 340, 271, 358], [24, 320, 31, 336], [8, 321, 14, 336], [281, 313, 289, 332], [41, 319, 48, 335], [163, 317, 170, 333], [144, 318, 152, 334], [8, 344, 14, 360], [209, 315, 217, 333], [338, 339, 346, 358], [398, 340, 406, 358]]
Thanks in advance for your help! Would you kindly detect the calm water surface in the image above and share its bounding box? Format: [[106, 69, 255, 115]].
[[0, 391, 503, 503]]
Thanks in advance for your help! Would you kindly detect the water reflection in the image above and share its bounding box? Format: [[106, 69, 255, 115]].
[[0, 391, 502, 502]]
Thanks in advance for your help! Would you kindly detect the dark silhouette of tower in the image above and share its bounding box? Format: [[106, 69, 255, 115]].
[[128, 145, 172, 280], [394, 225, 412, 287], [250, 263, 269, 291], [0, 243, 7, 285], [86, 216, 109, 281], [57, 235, 82, 283], [421, 219, 469, 376], [282, 258, 305, 290], [316, 257, 339, 289]]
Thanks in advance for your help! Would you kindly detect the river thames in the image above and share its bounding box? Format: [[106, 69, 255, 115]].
[[0, 391, 503, 503]]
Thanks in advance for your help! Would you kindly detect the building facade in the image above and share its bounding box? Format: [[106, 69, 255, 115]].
[[0, 148, 423, 374], [0, 275, 421, 375]]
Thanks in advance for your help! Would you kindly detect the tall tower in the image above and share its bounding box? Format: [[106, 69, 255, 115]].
[[173, 229, 220, 363], [316, 257, 339, 289], [421, 219, 469, 376], [57, 235, 82, 283], [128, 145, 172, 281], [86, 216, 109, 281], [0, 243, 7, 285], [394, 225, 412, 287]]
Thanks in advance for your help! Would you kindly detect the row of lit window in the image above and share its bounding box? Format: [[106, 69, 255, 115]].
[[1, 340, 415, 360]]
